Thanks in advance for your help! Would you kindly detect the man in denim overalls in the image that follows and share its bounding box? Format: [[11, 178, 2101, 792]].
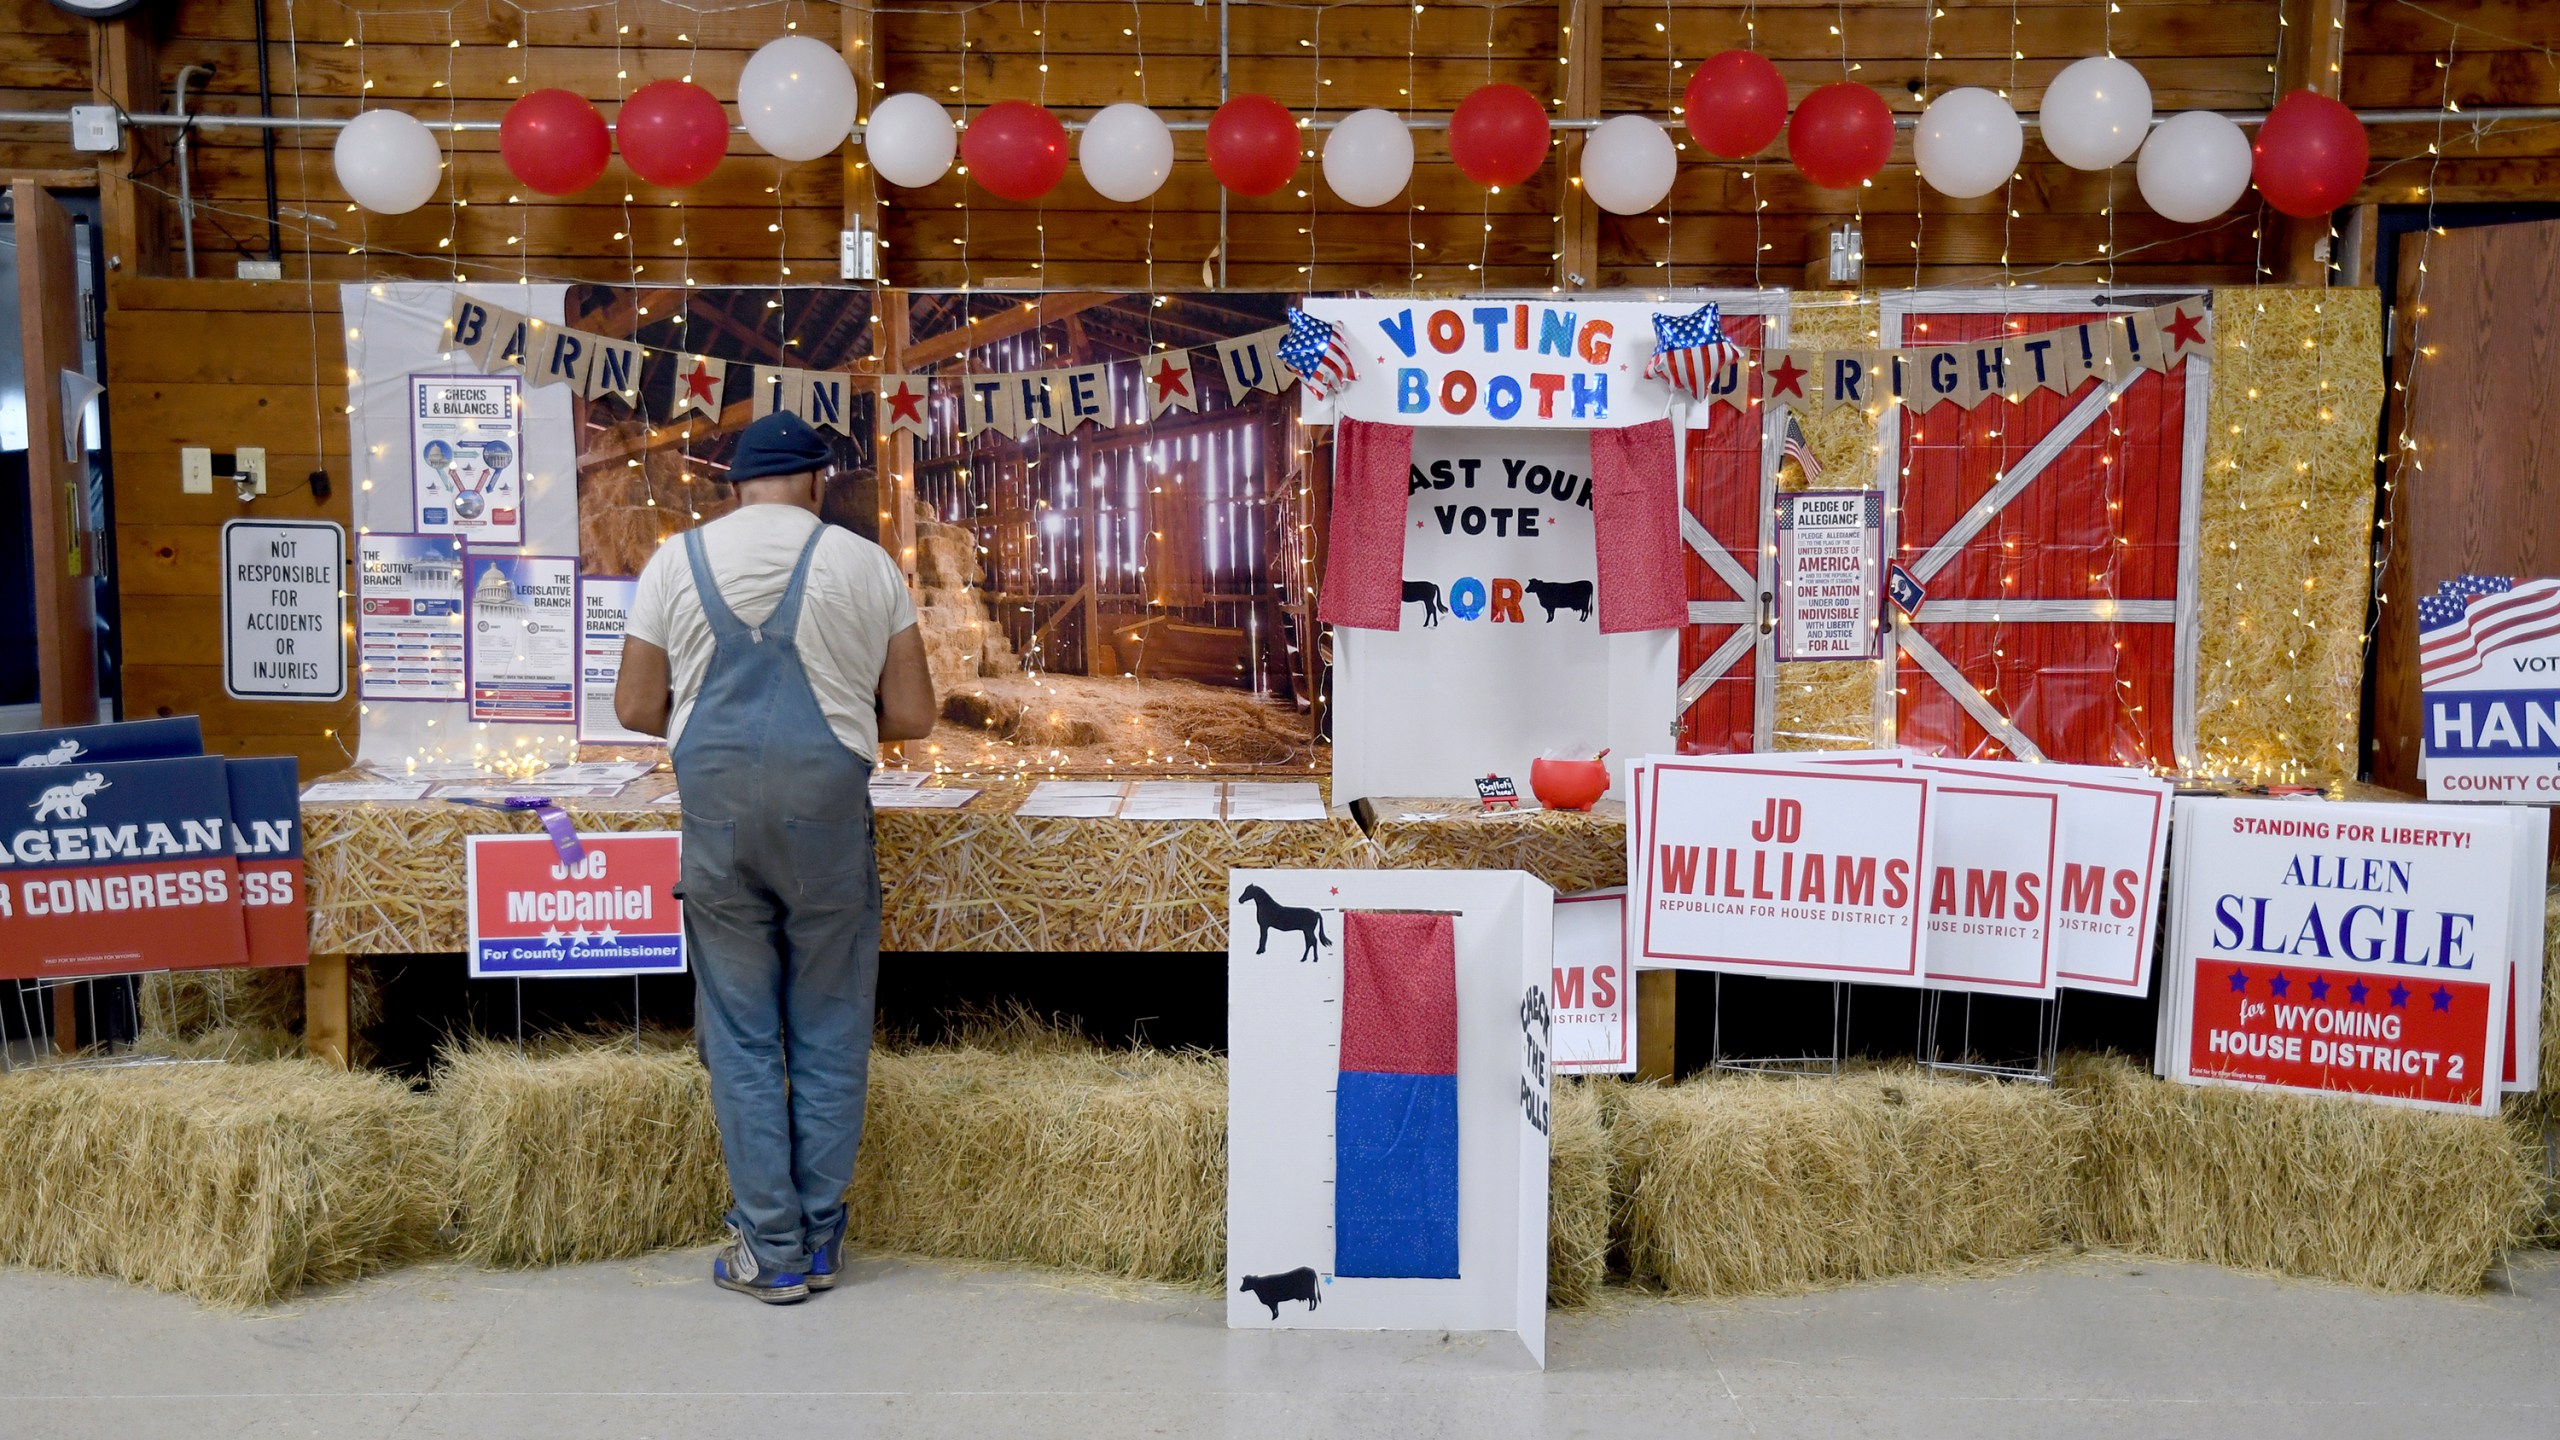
[[617, 411, 937, 1303]]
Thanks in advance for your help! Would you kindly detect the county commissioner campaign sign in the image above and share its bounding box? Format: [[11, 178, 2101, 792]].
[[466, 833, 684, 978]]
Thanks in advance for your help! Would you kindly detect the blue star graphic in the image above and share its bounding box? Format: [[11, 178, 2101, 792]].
[[2347, 979, 2369, 1005], [2431, 986, 2453, 1013], [2389, 983, 2411, 1009], [2228, 969, 2249, 994], [2308, 975, 2331, 1001], [2268, 972, 2291, 998]]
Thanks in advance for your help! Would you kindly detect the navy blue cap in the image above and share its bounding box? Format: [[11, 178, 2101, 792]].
[[726, 410, 832, 483]]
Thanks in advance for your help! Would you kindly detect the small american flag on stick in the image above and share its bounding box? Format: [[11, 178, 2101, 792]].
[[1781, 414, 1823, 480], [2420, 575, 2560, 687], [1279, 308, 1359, 399], [1644, 303, 1745, 401]]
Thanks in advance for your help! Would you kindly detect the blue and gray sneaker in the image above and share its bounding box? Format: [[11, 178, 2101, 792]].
[[712, 1224, 808, 1304], [805, 1233, 841, 1292]]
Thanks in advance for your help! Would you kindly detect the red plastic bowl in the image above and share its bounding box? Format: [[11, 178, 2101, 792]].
[[1530, 758, 1610, 811]]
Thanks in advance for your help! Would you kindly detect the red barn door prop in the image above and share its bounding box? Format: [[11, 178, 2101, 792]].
[[1676, 296, 1784, 753], [1875, 293, 2204, 770]]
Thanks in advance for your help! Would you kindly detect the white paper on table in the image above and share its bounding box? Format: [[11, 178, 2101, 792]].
[[538, 761, 654, 785], [300, 780, 432, 802], [432, 782, 630, 799], [1223, 782, 1330, 822], [868, 770, 933, 789], [652, 791, 683, 807], [1015, 780, 1128, 818], [1121, 781, 1225, 821], [396, 762, 506, 781], [869, 787, 980, 810]]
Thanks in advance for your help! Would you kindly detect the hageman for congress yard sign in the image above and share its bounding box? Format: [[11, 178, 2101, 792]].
[[466, 833, 684, 978]]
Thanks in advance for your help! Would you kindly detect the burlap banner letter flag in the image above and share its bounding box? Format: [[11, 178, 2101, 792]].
[[801, 371, 852, 435], [879, 375, 930, 437], [526, 325, 593, 392], [1761, 349, 1816, 414], [584, 335, 644, 405], [486, 312, 531, 373], [2156, 301, 2211, 364], [750, 366, 806, 420], [1143, 351, 1200, 418], [1217, 325, 1292, 396], [962, 374, 1017, 437], [1822, 351, 1879, 413], [1906, 347, 1964, 414], [1059, 364, 1115, 430], [666, 354, 727, 422], [445, 293, 497, 361], [1015, 371, 1067, 435]]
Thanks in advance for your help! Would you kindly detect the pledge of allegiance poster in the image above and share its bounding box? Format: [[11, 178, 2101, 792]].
[[1775, 490, 1883, 662]]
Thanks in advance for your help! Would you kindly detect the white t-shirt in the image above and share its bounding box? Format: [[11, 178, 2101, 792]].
[[625, 505, 917, 761]]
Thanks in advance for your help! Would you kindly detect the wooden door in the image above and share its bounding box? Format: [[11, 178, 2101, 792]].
[[13, 181, 97, 727], [2373, 220, 2560, 795]]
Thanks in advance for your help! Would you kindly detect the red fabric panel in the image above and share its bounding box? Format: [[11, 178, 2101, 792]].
[[1679, 311, 1767, 753], [1317, 418, 1418, 630], [1893, 309, 2186, 768], [1588, 418, 1689, 633], [1339, 912, 1459, 1075]]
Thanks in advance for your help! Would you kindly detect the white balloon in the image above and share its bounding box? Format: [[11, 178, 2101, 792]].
[[1078, 103, 1175, 203], [1913, 87, 2022, 199], [1579, 115, 1678, 216], [2038, 55, 2153, 170], [863, 92, 958, 188], [738, 36, 858, 162], [2136, 110, 2254, 223], [333, 109, 443, 215], [1322, 109, 1414, 208]]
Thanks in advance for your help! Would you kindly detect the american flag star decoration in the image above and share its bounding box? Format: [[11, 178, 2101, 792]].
[[1279, 308, 1359, 399], [1644, 303, 1745, 400], [2420, 574, 2560, 687]]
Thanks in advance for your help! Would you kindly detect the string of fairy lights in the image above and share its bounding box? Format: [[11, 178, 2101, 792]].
[[146, 0, 2518, 784]]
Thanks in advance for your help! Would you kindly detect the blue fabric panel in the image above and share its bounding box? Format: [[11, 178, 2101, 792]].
[[1334, 1069, 1459, 1279]]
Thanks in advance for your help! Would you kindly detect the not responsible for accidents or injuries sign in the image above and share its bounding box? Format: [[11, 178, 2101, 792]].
[[221, 519, 347, 701]]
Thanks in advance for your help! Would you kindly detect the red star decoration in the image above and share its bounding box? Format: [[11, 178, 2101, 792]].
[[1766, 355, 1807, 398], [886, 381, 925, 424], [682, 360, 717, 406], [2161, 306, 2207, 353], [1150, 356, 1191, 402]]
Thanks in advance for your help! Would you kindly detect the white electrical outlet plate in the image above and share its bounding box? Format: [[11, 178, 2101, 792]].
[[236, 259, 283, 281], [181, 447, 214, 495], [236, 447, 269, 495]]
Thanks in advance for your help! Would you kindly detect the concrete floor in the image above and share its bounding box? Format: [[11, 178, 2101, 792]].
[[2, 1249, 2556, 1439]]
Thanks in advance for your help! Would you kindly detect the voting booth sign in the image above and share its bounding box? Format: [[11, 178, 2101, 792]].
[[2161, 797, 2541, 1116], [0, 756, 250, 980], [466, 833, 685, 978]]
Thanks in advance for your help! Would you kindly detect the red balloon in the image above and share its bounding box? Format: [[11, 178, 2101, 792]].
[[2253, 89, 2369, 218], [1787, 82, 1893, 190], [616, 80, 727, 188], [1684, 50, 1789, 158], [961, 100, 1069, 201], [501, 89, 610, 196], [1448, 83, 1551, 187], [1207, 94, 1300, 196]]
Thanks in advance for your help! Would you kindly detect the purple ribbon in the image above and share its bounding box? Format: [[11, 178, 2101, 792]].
[[445, 795, 586, 867]]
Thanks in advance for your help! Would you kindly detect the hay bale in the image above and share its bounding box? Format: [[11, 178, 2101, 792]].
[[1613, 1068, 2088, 1298], [2063, 1054, 2539, 1293], [0, 1060, 443, 1305], [1547, 1077, 1613, 1307], [849, 1040, 1228, 1285], [436, 1036, 730, 1267], [2542, 889, 2560, 1099]]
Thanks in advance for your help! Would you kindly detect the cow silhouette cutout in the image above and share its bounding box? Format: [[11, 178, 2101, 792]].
[[1523, 578, 1593, 621], [1239, 1266, 1322, 1319], [1236, 884, 1330, 962], [1402, 580, 1444, 628]]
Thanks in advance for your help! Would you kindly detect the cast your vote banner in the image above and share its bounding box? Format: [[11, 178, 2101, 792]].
[[0, 755, 250, 980], [2161, 797, 2547, 1116], [1298, 299, 1674, 429], [1627, 755, 1934, 986], [466, 832, 685, 978]]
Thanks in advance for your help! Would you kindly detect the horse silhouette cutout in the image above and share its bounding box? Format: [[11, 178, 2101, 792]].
[[1236, 884, 1331, 962]]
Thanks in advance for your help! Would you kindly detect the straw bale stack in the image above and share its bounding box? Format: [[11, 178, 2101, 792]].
[[1546, 1077, 1615, 1306], [1369, 799, 1628, 894], [912, 517, 1017, 693], [437, 1036, 731, 1266], [1612, 1067, 2090, 1297], [2062, 1054, 2539, 1293], [0, 1060, 444, 1305]]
